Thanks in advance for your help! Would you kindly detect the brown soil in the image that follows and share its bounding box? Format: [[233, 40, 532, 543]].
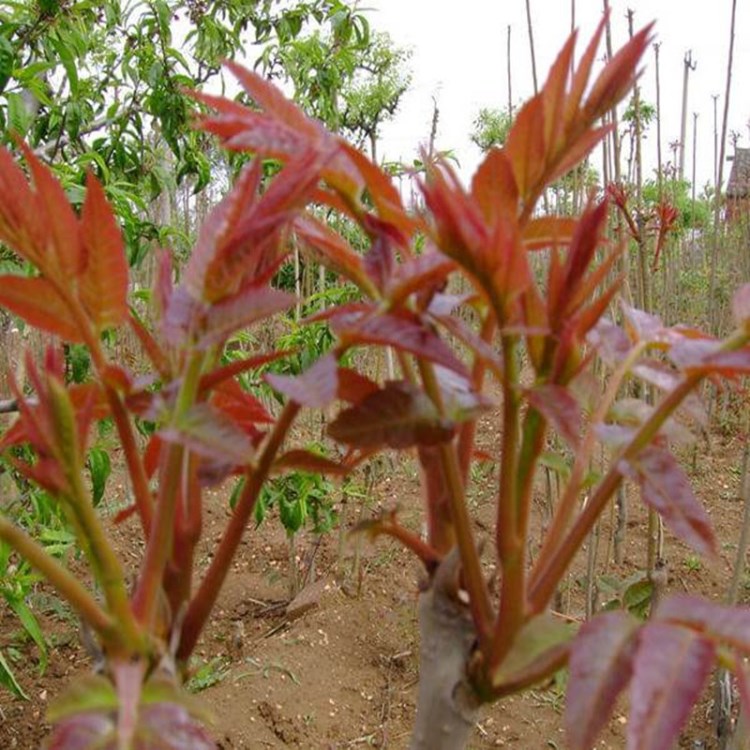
[[0, 430, 747, 749]]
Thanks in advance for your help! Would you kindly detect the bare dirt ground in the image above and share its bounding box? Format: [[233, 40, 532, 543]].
[[0, 426, 747, 749]]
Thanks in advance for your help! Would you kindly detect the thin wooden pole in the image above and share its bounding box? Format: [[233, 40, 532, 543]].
[[678, 51, 697, 182], [525, 0, 538, 95], [708, 0, 738, 333]]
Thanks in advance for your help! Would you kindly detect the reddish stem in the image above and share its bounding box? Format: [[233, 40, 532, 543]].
[[176, 401, 300, 660]]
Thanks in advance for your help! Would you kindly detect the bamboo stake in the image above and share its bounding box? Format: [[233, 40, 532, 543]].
[[708, 0, 738, 333]]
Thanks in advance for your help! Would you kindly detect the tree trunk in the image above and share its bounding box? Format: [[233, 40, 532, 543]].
[[410, 553, 480, 750]]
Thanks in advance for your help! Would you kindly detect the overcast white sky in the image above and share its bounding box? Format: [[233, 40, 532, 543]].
[[367, 0, 749, 193]]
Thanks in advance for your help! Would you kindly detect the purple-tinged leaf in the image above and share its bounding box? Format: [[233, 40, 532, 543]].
[[620, 446, 716, 557], [621, 304, 666, 344], [684, 348, 750, 379], [587, 317, 632, 365], [608, 399, 693, 444], [526, 384, 581, 448], [668, 336, 721, 370], [303, 301, 373, 326], [265, 354, 338, 408], [44, 712, 115, 750], [160, 403, 253, 466], [196, 284, 294, 348], [334, 310, 468, 376], [631, 359, 680, 392], [628, 622, 714, 750], [732, 283, 750, 326], [566, 611, 639, 750], [656, 594, 750, 654], [434, 366, 495, 423], [328, 380, 455, 449], [430, 312, 504, 378], [161, 287, 204, 348]]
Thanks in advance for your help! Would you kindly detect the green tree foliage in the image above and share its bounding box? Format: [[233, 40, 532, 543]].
[[0, 0, 376, 263], [262, 24, 410, 154], [470, 106, 512, 152]]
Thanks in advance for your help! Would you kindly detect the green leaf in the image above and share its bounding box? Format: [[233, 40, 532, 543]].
[[0, 649, 27, 699], [46, 674, 118, 722], [50, 34, 79, 97], [492, 612, 575, 690], [87, 447, 111, 507], [6, 596, 48, 675], [0, 35, 15, 93], [6, 92, 32, 137]]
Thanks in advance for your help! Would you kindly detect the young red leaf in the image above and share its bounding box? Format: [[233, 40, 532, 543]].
[[328, 380, 455, 449], [545, 125, 612, 188], [525, 384, 581, 448], [265, 353, 338, 408], [183, 161, 262, 301], [522, 217, 577, 251], [196, 284, 294, 349], [334, 309, 469, 376], [0, 148, 50, 269], [159, 403, 253, 466], [293, 215, 372, 292], [541, 31, 577, 151], [504, 94, 546, 202], [211, 378, 273, 430], [273, 449, 350, 476], [387, 251, 456, 308], [128, 315, 171, 379], [339, 141, 414, 235], [0, 276, 83, 342], [79, 173, 129, 330], [628, 623, 714, 750], [223, 60, 311, 132], [584, 24, 654, 124], [655, 595, 750, 654], [336, 368, 380, 403], [18, 142, 82, 274], [620, 446, 716, 557], [470, 148, 519, 228], [420, 161, 488, 266], [566, 611, 639, 750]]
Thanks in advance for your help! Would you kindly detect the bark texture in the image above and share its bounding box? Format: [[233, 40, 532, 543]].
[[410, 553, 481, 750]]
